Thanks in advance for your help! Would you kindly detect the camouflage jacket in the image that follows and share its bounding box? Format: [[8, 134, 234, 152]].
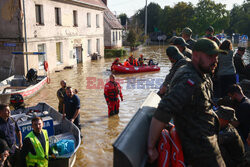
[[163, 57, 191, 89], [186, 38, 196, 50], [154, 62, 225, 166], [219, 124, 245, 167], [182, 47, 192, 59], [57, 87, 66, 112]]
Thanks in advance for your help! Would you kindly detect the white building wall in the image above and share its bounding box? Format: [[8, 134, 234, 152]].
[[110, 29, 122, 48], [23, 0, 104, 74]]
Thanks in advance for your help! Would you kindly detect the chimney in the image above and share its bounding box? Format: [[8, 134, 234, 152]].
[[102, 0, 107, 6]]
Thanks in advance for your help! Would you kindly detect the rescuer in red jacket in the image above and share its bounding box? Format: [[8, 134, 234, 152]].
[[111, 58, 123, 71], [104, 74, 123, 116]]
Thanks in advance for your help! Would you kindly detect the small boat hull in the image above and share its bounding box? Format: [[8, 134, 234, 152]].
[[112, 65, 160, 74], [0, 75, 47, 99], [113, 92, 161, 167], [11, 103, 81, 167]]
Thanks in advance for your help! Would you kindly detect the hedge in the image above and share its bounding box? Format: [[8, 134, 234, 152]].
[[104, 48, 127, 58]]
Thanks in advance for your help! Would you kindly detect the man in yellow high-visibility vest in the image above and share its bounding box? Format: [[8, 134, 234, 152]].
[[21, 117, 50, 167]]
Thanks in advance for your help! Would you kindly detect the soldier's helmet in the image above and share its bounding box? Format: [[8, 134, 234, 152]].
[[166, 45, 184, 61], [168, 36, 177, 45], [173, 37, 189, 47], [182, 27, 192, 36], [206, 26, 214, 33]]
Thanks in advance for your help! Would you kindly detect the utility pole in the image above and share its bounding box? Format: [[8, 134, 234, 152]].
[[144, 0, 147, 36]]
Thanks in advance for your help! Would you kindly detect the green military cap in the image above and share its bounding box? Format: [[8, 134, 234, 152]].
[[173, 37, 188, 47], [193, 38, 227, 55], [182, 27, 192, 36], [168, 36, 177, 44], [166, 45, 184, 61], [0, 94, 11, 105], [216, 105, 237, 121], [206, 26, 214, 32]]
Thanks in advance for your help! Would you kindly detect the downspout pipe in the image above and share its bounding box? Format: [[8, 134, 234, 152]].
[[22, 0, 28, 73]]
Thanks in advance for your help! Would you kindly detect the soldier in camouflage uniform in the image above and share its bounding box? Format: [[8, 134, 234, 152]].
[[173, 37, 192, 59], [216, 106, 245, 167], [148, 38, 226, 167], [57, 80, 67, 114], [181, 27, 196, 50], [205, 26, 221, 47], [158, 46, 191, 98]]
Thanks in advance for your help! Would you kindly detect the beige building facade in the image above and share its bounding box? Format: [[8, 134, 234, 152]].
[[102, 1, 123, 49], [0, 0, 105, 80]]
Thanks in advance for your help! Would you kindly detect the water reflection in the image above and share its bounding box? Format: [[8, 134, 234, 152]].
[[25, 45, 249, 167]]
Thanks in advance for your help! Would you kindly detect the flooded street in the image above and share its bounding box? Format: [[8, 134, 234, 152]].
[[26, 45, 171, 167], [25, 45, 249, 167]]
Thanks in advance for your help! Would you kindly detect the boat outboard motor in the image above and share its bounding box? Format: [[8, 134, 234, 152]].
[[10, 93, 25, 110], [26, 68, 38, 82]]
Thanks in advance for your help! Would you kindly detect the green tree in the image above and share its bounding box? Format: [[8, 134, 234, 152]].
[[228, 2, 250, 36], [158, 6, 173, 36], [133, 2, 162, 34], [127, 29, 137, 48], [169, 2, 195, 34], [194, 0, 229, 35], [118, 13, 128, 26]]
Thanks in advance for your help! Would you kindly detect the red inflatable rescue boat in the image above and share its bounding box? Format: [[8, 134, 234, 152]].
[[111, 64, 160, 74]]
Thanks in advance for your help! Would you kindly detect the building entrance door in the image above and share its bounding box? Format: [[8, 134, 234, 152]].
[[75, 46, 82, 63]]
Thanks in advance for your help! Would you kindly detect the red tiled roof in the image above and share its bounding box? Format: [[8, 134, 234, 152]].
[[72, 0, 106, 9], [104, 7, 123, 29], [74, 0, 123, 29]]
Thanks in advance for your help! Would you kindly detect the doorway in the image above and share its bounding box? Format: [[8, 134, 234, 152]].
[[75, 46, 82, 63]]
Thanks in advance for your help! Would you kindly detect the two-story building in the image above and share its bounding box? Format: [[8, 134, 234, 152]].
[[101, 0, 123, 49], [0, 0, 105, 80]]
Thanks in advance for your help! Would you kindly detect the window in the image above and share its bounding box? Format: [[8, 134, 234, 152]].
[[113, 32, 115, 41], [73, 10, 78, 26], [87, 13, 91, 27], [38, 44, 46, 68], [116, 31, 118, 41], [55, 7, 61, 25], [56, 42, 63, 63], [119, 32, 121, 40], [96, 39, 100, 54], [88, 39, 92, 54], [96, 14, 99, 28], [35, 4, 44, 25]]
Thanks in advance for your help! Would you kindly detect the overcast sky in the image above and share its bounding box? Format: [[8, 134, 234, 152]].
[[108, 0, 246, 17]]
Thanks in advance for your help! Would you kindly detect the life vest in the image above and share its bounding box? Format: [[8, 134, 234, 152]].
[[157, 129, 171, 167], [133, 59, 138, 66], [170, 127, 185, 167], [128, 57, 133, 65], [25, 129, 49, 167], [124, 61, 130, 67], [139, 57, 144, 66], [104, 81, 122, 101], [157, 126, 185, 167]]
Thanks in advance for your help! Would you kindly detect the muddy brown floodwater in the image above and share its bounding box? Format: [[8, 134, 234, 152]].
[[25, 45, 249, 167]]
